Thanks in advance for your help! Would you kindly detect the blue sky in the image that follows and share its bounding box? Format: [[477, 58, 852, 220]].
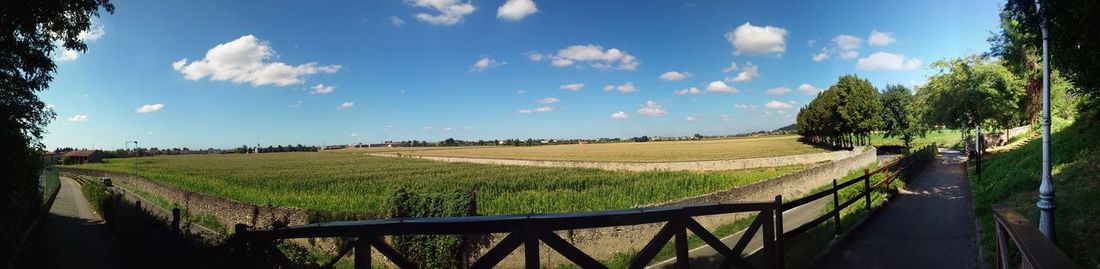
[[43, 0, 1004, 149]]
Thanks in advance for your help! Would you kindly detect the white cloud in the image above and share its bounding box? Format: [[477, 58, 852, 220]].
[[610, 111, 629, 120], [173, 35, 341, 86], [351, 133, 359, 137], [443, 127, 453, 131], [517, 109, 533, 114], [526, 51, 545, 61], [706, 81, 737, 93], [559, 83, 584, 91], [856, 52, 922, 71], [798, 83, 821, 95], [338, 102, 355, 109], [537, 97, 560, 104], [67, 114, 88, 122], [659, 71, 691, 81], [534, 106, 553, 112], [868, 30, 896, 46], [516, 89, 527, 94], [470, 56, 503, 72], [812, 49, 829, 62], [726, 62, 759, 82], [726, 22, 787, 55], [722, 62, 738, 73], [765, 86, 791, 95], [391, 16, 406, 27], [55, 19, 106, 62], [832, 35, 862, 60], [310, 84, 335, 94], [604, 82, 637, 93], [135, 103, 165, 113], [734, 104, 758, 110], [407, 0, 476, 26], [685, 115, 700, 122], [719, 114, 734, 122], [497, 0, 538, 21], [539, 44, 639, 70], [765, 100, 793, 109], [289, 100, 303, 108], [673, 87, 701, 95], [637, 101, 668, 116]]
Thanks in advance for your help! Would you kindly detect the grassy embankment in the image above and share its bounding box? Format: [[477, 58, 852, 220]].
[[968, 114, 1099, 267], [337, 135, 827, 162], [869, 129, 963, 149], [66, 153, 807, 217]]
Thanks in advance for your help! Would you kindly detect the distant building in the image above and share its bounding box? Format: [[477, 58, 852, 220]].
[[40, 151, 60, 164], [62, 150, 103, 165]]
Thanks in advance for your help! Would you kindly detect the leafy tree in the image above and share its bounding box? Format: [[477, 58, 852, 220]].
[[880, 85, 925, 148], [989, 2, 1081, 122], [994, 0, 1100, 103], [1, 0, 114, 261], [835, 75, 884, 145], [918, 56, 1026, 132]]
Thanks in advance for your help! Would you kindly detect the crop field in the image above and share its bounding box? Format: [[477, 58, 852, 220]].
[[67, 152, 807, 216], [338, 135, 827, 162]]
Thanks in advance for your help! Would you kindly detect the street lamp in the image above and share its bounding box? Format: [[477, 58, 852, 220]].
[[1034, 0, 1056, 241]]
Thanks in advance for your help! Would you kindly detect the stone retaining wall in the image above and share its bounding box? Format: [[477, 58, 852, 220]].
[[368, 147, 866, 172], [59, 168, 311, 229]]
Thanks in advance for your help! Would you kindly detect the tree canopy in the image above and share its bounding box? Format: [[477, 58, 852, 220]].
[[994, 0, 1100, 101], [880, 84, 924, 148], [917, 56, 1026, 131], [796, 74, 883, 148]]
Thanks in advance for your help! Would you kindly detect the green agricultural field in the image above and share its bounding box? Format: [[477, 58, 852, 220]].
[[338, 135, 827, 162], [66, 152, 807, 216], [869, 129, 964, 149]]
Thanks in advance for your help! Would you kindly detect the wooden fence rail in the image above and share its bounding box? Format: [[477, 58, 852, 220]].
[[231, 145, 939, 269], [993, 206, 1078, 269]]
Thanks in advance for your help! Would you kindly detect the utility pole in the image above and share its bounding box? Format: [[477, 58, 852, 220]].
[[1035, 0, 1056, 242]]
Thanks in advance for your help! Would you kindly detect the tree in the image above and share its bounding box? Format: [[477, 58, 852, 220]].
[[1, 0, 114, 262], [880, 85, 925, 148], [918, 56, 1026, 132], [835, 75, 884, 146], [989, 3, 1081, 123], [995, 0, 1100, 102]]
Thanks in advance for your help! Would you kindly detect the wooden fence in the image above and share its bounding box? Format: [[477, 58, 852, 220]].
[[992, 206, 1078, 269]]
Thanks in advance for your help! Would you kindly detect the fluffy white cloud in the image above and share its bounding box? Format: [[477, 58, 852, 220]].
[[637, 101, 667, 116], [68, 114, 88, 122], [722, 62, 738, 73], [407, 0, 476, 26], [659, 71, 691, 81], [812, 49, 829, 62], [798, 83, 821, 95], [559, 83, 584, 91], [173, 35, 341, 86], [726, 22, 788, 55], [611, 111, 629, 120], [537, 97, 560, 104], [337, 102, 355, 109], [856, 52, 922, 71], [764, 100, 793, 109], [391, 16, 406, 27], [536, 44, 639, 70], [868, 30, 896, 46], [310, 84, 335, 94], [497, 0, 538, 21], [135, 103, 165, 113], [765, 86, 791, 95], [832, 35, 862, 60], [706, 81, 737, 93], [673, 87, 701, 95], [470, 56, 503, 72], [55, 20, 106, 61], [604, 82, 637, 93], [726, 62, 759, 82]]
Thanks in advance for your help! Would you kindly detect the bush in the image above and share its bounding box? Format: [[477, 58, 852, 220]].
[[386, 188, 483, 268]]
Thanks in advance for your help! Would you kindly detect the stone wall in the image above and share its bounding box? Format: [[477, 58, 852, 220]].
[[59, 168, 311, 229], [368, 147, 866, 172]]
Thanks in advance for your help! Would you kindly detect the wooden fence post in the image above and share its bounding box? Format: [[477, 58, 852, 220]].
[[172, 208, 181, 234], [833, 179, 841, 236], [864, 171, 871, 210], [774, 195, 784, 269], [354, 238, 370, 269]]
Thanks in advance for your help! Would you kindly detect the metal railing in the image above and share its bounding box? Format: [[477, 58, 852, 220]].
[[993, 206, 1078, 269]]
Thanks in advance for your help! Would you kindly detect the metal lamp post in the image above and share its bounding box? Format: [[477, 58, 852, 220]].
[[1035, 0, 1056, 241]]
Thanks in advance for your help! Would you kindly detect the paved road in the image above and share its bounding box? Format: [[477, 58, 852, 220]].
[[817, 149, 977, 269], [649, 195, 831, 268], [16, 176, 127, 268]]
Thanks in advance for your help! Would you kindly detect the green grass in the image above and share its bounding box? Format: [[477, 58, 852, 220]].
[[116, 181, 228, 234], [968, 115, 1099, 268], [64, 153, 807, 217], [870, 129, 963, 149]]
